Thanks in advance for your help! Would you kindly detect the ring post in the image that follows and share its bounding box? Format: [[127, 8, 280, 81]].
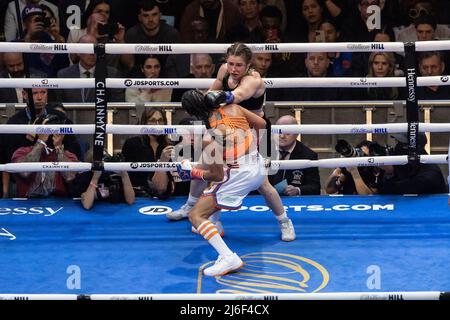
[[92, 43, 107, 170], [404, 42, 420, 165]]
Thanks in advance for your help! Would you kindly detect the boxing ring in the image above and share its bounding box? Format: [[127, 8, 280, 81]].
[[1, 41, 450, 300]]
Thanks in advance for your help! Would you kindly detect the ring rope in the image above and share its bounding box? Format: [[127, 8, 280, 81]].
[[1, 40, 450, 55], [1, 76, 449, 89], [0, 155, 447, 173], [4, 123, 450, 135], [0, 291, 447, 300]]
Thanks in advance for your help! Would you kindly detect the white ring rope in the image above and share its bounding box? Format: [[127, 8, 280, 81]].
[[0, 78, 93, 89], [1, 76, 449, 89], [0, 155, 447, 173], [4, 123, 450, 135], [0, 291, 446, 300], [415, 40, 450, 52], [1, 40, 449, 56], [106, 42, 406, 54], [0, 40, 448, 174], [0, 42, 94, 54]]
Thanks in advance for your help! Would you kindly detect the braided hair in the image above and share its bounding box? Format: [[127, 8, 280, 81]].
[[181, 90, 212, 128]]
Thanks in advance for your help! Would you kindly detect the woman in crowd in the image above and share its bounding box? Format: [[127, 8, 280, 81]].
[[125, 55, 173, 103], [121, 107, 173, 197], [365, 52, 400, 100]]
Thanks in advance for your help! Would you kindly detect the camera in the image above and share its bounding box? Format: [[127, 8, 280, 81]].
[[34, 15, 52, 28], [106, 174, 124, 203], [103, 152, 125, 162], [35, 112, 67, 125], [336, 139, 394, 158], [335, 139, 366, 157], [369, 142, 394, 157], [98, 22, 119, 39]]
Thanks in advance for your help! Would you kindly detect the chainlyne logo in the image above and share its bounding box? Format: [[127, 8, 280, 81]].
[[31, 79, 59, 88], [42, 163, 70, 169], [349, 78, 377, 87]]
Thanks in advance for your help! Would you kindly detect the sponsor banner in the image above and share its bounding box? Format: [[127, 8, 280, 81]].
[[104, 42, 404, 55], [271, 124, 406, 135], [109, 78, 212, 89], [109, 77, 404, 89], [262, 77, 403, 88], [0, 78, 93, 89], [249, 44, 282, 52], [139, 127, 177, 135], [28, 43, 93, 54], [404, 43, 419, 123], [93, 44, 107, 164], [35, 126, 75, 135], [129, 162, 178, 170], [106, 43, 229, 54], [0, 42, 93, 54], [0, 207, 63, 216], [350, 127, 388, 134], [417, 75, 450, 87], [349, 77, 378, 87], [4, 162, 91, 172], [345, 42, 402, 52], [139, 206, 172, 215], [222, 204, 395, 212]]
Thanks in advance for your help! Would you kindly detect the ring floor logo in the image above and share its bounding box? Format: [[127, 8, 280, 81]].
[[0, 228, 16, 240], [222, 204, 394, 212], [197, 252, 329, 293], [139, 206, 172, 215]]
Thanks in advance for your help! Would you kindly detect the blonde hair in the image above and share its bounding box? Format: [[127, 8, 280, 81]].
[[368, 52, 396, 77], [367, 52, 399, 100]]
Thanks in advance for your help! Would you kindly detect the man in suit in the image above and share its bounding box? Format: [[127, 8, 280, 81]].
[[0, 52, 46, 103], [269, 115, 321, 196], [171, 53, 216, 103], [56, 34, 124, 103]]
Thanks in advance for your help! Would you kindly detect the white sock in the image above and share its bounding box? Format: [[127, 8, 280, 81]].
[[197, 220, 233, 257], [187, 194, 199, 206], [275, 211, 288, 222]]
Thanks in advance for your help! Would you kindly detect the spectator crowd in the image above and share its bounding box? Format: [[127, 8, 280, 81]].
[[0, 0, 449, 203]]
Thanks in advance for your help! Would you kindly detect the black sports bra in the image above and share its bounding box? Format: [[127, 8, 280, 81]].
[[222, 72, 265, 111]]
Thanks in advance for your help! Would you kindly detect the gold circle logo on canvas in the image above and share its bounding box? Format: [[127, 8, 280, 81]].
[[199, 252, 329, 294]]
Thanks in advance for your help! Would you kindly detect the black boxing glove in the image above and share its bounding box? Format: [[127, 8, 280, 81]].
[[204, 90, 234, 109]]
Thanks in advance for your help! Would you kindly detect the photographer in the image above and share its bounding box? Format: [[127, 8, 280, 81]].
[[11, 111, 79, 198], [329, 134, 447, 195], [378, 133, 446, 195], [70, 151, 135, 210], [67, 0, 127, 72], [327, 140, 381, 195], [4, 0, 59, 41], [20, 4, 69, 77]]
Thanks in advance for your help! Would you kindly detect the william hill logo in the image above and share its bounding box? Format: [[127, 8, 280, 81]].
[[374, 128, 387, 134], [159, 45, 172, 52], [371, 43, 385, 50], [54, 44, 67, 51], [265, 44, 279, 51]]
